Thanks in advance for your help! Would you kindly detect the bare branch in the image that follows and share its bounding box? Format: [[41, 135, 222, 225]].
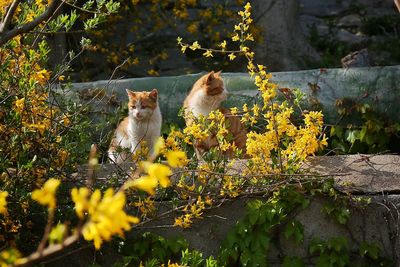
[[15, 233, 80, 267], [0, 0, 63, 46], [0, 0, 21, 33]]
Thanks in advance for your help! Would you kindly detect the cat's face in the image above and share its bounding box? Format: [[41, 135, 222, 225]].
[[126, 89, 158, 121], [201, 71, 228, 101]]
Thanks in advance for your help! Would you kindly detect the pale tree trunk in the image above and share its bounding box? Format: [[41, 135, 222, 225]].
[[252, 0, 320, 71]]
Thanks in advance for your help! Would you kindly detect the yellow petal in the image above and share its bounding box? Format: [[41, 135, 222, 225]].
[[166, 150, 187, 168], [131, 175, 158, 195]]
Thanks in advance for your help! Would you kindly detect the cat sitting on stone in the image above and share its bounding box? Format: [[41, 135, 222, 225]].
[[108, 89, 162, 163]]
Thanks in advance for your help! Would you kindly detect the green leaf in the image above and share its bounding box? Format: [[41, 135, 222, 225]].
[[359, 126, 367, 141], [346, 129, 360, 144], [309, 238, 324, 255], [240, 249, 251, 266], [316, 254, 331, 267], [359, 241, 381, 260], [283, 220, 304, 244], [328, 237, 348, 252], [337, 208, 350, 224], [283, 256, 305, 267], [248, 210, 259, 225]]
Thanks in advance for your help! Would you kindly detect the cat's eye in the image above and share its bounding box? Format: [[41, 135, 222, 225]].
[[131, 105, 136, 109], [141, 105, 147, 109]]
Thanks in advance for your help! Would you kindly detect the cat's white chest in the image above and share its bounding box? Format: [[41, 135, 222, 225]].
[[188, 90, 218, 117], [127, 107, 162, 151]]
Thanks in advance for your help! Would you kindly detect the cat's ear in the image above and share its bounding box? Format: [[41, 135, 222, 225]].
[[215, 70, 222, 77], [126, 89, 136, 98], [149, 89, 158, 100], [205, 71, 215, 84]]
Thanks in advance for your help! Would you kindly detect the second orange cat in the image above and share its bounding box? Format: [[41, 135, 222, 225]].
[[183, 71, 247, 158]]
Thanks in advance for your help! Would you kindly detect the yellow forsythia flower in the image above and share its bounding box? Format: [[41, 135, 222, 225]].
[[152, 137, 165, 156], [146, 163, 172, 188], [126, 162, 173, 194], [189, 41, 201, 50], [219, 40, 227, 50], [166, 150, 187, 168], [0, 249, 21, 267], [128, 175, 158, 195], [181, 45, 188, 53], [0, 191, 8, 215], [203, 50, 213, 57], [71, 187, 90, 218], [49, 223, 67, 244], [14, 98, 25, 113], [81, 189, 139, 249], [232, 34, 239, 42], [31, 179, 60, 209], [228, 53, 236, 61], [35, 69, 51, 85]]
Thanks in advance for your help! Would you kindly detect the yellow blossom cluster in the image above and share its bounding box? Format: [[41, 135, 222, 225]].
[[0, 249, 21, 267], [220, 175, 242, 197], [133, 197, 156, 219], [31, 179, 61, 210], [71, 188, 139, 249], [0, 192, 8, 215], [177, 2, 327, 179], [174, 196, 206, 228], [182, 109, 236, 154], [126, 148, 188, 195]]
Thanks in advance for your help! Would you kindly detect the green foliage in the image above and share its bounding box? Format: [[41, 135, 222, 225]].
[[180, 249, 206, 267], [282, 256, 305, 267], [283, 220, 304, 244], [309, 237, 349, 267], [218, 186, 310, 267], [116, 232, 188, 266], [329, 100, 400, 154], [359, 241, 381, 260], [113, 232, 223, 267], [361, 15, 400, 36], [321, 202, 350, 225]]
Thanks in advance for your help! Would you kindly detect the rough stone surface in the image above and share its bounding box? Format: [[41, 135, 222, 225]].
[[306, 154, 400, 194], [69, 155, 400, 266], [299, 14, 329, 36], [338, 14, 363, 27], [49, 196, 400, 266], [300, 0, 346, 16], [337, 29, 368, 44], [341, 48, 370, 68]]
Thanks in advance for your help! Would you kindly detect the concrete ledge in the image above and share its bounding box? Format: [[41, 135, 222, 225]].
[[67, 66, 400, 125]]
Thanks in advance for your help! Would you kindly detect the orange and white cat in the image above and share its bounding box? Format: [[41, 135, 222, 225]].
[[108, 89, 162, 163], [183, 71, 247, 158], [183, 71, 228, 119]]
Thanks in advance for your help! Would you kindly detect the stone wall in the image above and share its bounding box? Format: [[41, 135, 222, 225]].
[[298, 0, 399, 67], [48, 154, 400, 266]]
